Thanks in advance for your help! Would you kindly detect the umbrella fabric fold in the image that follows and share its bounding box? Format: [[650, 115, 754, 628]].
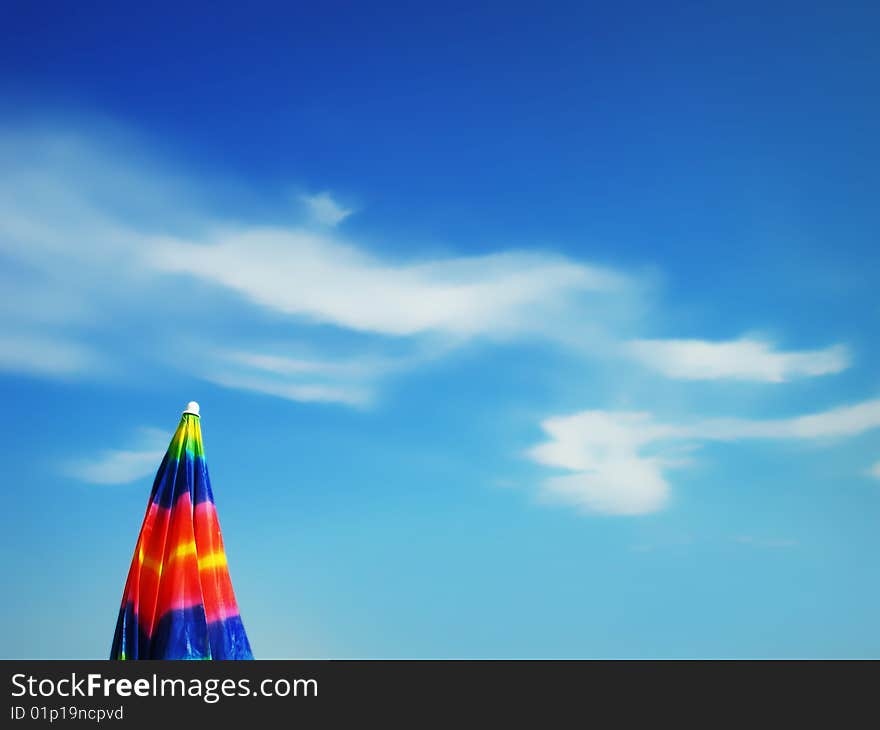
[[110, 409, 253, 659]]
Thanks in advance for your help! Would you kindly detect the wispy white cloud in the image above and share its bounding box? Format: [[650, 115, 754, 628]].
[[300, 192, 354, 227], [64, 427, 168, 485], [199, 347, 425, 407], [0, 333, 102, 377], [204, 372, 371, 407], [148, 228, 623, 338], [691, 398, 880, 440], [870, 462, 880, 480], [224, 350, 371, 378], [626, 338, 849, 382], [527, 398, 880, 516]]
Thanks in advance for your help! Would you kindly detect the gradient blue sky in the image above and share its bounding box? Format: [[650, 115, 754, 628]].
[[1, 1, 879, 658]]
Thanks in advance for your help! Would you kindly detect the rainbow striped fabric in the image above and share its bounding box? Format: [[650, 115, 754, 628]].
[[110, 411, 253, 659]]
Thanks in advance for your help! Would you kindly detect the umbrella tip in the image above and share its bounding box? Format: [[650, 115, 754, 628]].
[[183, 401, 200, 417]]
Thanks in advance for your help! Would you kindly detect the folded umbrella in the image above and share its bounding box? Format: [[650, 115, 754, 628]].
[[110, 402, 253, 659]]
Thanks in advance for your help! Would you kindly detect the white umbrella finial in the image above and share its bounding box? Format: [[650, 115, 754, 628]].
[[183, 401, 200, 416]]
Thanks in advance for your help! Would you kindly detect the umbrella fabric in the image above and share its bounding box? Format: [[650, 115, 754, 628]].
[[110, 411, 253, 659]]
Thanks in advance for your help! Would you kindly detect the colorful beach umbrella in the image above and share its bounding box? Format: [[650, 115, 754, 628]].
[[110, 402, 253, 659]]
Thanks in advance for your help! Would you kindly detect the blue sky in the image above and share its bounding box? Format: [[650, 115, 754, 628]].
[[1, 1, 879, 658]]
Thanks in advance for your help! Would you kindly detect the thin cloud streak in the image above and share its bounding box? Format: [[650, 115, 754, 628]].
[[64, 427, 168, 485], [147, 228, 625, 338], [0, 333, 102, 377], [204, 371, 372, 407], [626, 338, 849, 382], [528, 398, 880, 516]]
